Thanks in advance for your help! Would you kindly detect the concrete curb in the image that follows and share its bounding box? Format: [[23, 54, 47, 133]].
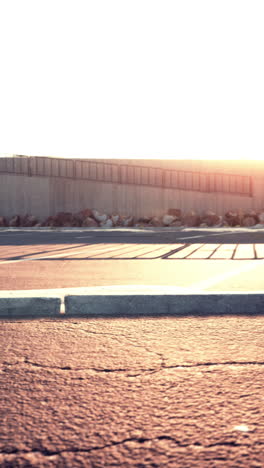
[[1, 287, 264, 318], [64, 292, 264, 317], [0, 297, 61, 318]]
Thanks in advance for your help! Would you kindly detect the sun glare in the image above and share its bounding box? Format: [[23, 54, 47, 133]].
[[1, 1, 263, 161]]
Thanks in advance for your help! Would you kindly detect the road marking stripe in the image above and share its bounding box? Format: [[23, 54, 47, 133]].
[[0, 244, 86, 260], [21, 244, 90, 259], [0, 242, 263, 265], [87, 243, 146, 258], [67, 243, 127, 258], [254, 244, 264, 259], [233, 244, 255, 260], [109, 244, 171, 258], [0, 246, 109, 265], [89, 243, 162, 258], [189, 259, 264, 290], [175, 231, 234, 240], [136, 244, 185, 258], [167, 244, 204, 258], [186, 244, 220, 259], [0, 244, 131, 263], [210, 244, 237, 259]]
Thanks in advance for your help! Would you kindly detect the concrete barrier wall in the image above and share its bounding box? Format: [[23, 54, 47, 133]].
[[0, 156, 263, 219], [0, 172, 256, 220]]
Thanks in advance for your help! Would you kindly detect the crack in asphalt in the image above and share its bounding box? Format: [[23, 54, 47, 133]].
[[2, 358, 264, 377], [0, 357, 158, 375], [56, 327, 263, 373], [163, 361, 264, 369], [22, 358, 147, 373], [2, 436, 264, 458]]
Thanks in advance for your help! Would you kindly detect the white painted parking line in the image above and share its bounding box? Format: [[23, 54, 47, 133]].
[[233, 244, 255, 260], [109, 244, 168, 259], [63, 243, 125, 258], [168, 244, 204, 259], [186, 244, 220, 259], [176, 231, 235, 241], [88, 244, 151, 258], [176, 235, 211, 240], [0, 247, 100, 265], [0, 244, 86, 260], [255, 244, 264, 259], [210, 244, 236, 259], [189, 259, 264, 290], [136, 244, 184, 258]]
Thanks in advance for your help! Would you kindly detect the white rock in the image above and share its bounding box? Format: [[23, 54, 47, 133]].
[[162, 214, 176, 226], [100, 218, 113, 228], [111, 214, 120, 226], [92, 209, 108, 223], [122, 216, 134, 227], [251, 223, 264, 229]]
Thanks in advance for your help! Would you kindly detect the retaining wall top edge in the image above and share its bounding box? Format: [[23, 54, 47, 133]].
[[2, 155, 264, 175]]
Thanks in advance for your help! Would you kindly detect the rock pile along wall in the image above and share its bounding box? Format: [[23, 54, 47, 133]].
[[1, 156, 264, 221]]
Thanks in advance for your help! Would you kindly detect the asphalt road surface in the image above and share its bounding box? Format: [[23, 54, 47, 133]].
[[1, 227, 264, 467], [1, 315, 264, 467], [1, 228, 264, 292]]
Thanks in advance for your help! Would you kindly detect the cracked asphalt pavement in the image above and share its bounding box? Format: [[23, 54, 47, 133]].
[[1, 316, 264, 467]]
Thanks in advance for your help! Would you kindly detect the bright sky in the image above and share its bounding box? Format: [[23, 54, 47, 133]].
[[0, 0, 263, 160]]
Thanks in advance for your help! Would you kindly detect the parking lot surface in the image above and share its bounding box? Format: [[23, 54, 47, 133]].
[[1, 228, 264, 292], [1, 315, 264, 467]]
